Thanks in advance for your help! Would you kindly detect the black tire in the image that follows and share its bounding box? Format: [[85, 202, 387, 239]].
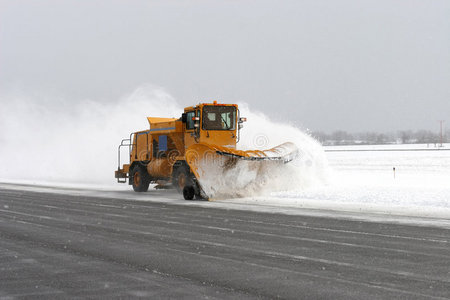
[[131, 164, 150, 192], [183, 185, 195, 200], [172, 165, 190, 193]]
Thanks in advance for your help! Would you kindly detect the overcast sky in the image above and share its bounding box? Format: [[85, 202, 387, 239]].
[[1, 0, 449, 132]]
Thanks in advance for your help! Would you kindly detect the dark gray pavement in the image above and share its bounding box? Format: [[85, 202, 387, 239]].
[[0, 187, 449, 299]]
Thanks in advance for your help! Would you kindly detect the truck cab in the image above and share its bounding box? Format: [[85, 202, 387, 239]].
[[182, 101, 240, 150]]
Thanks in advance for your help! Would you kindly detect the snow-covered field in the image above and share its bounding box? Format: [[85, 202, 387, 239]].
[[256, 143, 450, 218]]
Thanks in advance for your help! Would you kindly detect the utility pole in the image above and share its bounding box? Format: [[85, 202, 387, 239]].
[[439, 120, 445, 147]]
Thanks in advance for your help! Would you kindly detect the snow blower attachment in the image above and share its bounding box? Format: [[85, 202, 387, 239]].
[[115, 101, 299, 200]]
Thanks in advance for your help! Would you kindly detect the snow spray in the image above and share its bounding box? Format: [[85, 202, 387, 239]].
[[197, 103, 330, 198], [0, 86, 330, 195]]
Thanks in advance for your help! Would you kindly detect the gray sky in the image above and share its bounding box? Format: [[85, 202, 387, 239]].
[[1, 0, 449, 132]]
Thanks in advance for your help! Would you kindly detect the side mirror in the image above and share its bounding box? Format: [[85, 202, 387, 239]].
[[238, 117, 246, 129], [181, 113, 187, 123]]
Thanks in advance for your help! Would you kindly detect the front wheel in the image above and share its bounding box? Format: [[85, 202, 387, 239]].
[[183, 185, 195, 200], [131, 164, 150, 192], [172, 165, 203, 200]]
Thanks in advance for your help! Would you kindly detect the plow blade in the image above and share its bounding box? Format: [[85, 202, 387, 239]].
[[185, 142, 300, 198], [214, 142, 299, 162]]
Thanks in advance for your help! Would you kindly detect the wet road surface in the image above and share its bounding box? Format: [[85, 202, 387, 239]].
[[0, 187, 449, 299]]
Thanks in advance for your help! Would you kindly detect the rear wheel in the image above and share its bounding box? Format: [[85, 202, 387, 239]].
[[131, 164, 150, 192]]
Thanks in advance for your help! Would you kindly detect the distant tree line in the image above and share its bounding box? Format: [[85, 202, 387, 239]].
[[310, 129, 449, 146]]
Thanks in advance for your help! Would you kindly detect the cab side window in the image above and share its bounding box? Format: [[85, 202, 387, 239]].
[[186, 111, 195, 130]]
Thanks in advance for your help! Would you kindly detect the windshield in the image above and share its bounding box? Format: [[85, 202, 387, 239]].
[[202, 106, 236, 130]]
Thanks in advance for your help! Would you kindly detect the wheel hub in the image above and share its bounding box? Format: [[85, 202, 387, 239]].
[[133, 172, 141, 186]]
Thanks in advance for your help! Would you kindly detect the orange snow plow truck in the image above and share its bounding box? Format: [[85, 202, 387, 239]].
[[115, 101, 299, 200]]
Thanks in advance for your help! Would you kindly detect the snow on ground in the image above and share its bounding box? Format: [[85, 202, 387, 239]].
[[239, 143, 450, 219], [1, 143, 449, 223]]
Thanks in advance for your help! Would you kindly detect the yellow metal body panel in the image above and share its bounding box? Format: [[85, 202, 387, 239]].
[[131, 131, 151, 161], [147, 117, 178, 124], [147, 118, 182, 133], [129, 119, 185, 179], [146, 158, 173, 178]]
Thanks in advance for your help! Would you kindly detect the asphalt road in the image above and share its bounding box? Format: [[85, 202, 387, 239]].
[[0, 187, 449, 299]]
